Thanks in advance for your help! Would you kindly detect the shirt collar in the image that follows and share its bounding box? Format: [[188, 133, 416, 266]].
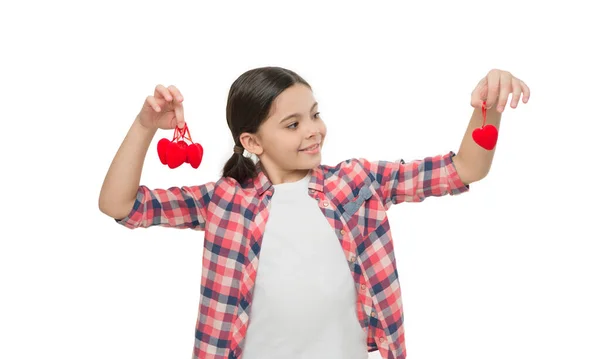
[[249, 161, 324, 195]]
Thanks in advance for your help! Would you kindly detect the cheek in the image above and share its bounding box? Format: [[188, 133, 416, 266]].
[[282, 134, 300, 153], [320, 122, 327, 138]]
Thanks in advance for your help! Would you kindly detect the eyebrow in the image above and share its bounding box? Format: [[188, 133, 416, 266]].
[[279, 102, 319, 124]]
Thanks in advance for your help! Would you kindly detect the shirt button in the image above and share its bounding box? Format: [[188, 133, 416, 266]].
[[371, 311, 377, 318], [360, 284, 366, 290], [379, 337, 385, 343], [340, 229, 346, 235], [323, 201, 329, 207], [349, 256, 356, 263], [309, 189, 315, 193]]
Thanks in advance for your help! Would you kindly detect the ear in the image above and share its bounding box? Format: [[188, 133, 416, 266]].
[[239, 132, 264, 156]]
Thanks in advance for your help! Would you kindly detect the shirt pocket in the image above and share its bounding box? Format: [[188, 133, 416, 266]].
[[341, 185, 381, 238]]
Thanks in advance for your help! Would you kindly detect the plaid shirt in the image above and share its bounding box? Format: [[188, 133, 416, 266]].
[[116, 150, 470, 359]]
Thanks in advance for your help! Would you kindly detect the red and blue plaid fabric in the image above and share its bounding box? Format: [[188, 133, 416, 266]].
[[116, 150, 470, 359]]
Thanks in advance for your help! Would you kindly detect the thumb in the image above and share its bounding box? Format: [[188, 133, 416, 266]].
[[471, 86, 486, 108], [471, 77, 489, 108]]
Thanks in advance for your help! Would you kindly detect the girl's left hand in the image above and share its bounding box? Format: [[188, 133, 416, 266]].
[[471, 69, 530, 113]]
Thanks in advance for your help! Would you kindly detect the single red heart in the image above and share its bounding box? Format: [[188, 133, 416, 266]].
[[472, 124, 498, 150], [157, 138, 170, 165], [187, 143, 204, 169], [166, 141, 186, 168]]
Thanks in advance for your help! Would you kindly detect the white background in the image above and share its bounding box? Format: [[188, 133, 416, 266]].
[[1, 1, 598, 358]]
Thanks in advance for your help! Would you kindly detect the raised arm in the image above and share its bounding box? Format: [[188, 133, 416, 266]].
[[98, 84, 188, 221], [358, 151, 470, 210], [113, 183, 215, 230]]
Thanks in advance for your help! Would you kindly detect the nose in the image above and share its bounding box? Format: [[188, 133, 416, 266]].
[[305, 123, 321, 139], [306, 130, 321, 142]]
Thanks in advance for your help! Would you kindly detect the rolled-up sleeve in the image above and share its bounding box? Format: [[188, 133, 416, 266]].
[[358, 151, 469, 209], [115, 182, 215, 230]]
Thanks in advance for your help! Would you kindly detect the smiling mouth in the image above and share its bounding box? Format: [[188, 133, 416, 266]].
[[300, 144, 320, 151]]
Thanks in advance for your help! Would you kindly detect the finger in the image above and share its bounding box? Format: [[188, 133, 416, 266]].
[[510, 78, 523, 109], [146, 96, 161, 112], [477, 77, 487, 108], [167, 85, 184, 103], [471, 78, 486, 108], [471, 88, 481, 108], [485, 70, 500, 109], [174, 101, 185, 129], [521, 80, 531, 103], [154, 84, 173, 102], [496, 72, 512, 112]]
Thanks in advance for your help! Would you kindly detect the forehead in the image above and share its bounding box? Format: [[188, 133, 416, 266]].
[[269, 84, 316, 116]]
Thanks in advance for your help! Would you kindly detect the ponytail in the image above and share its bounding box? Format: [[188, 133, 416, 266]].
[[222, 147, 257, 185], [222, 66, 312, 185]]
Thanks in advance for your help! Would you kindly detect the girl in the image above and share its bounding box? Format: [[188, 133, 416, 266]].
[[98, 66, 529, 359]]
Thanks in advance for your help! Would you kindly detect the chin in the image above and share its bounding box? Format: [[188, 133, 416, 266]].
[[305, 154, 322, 168]]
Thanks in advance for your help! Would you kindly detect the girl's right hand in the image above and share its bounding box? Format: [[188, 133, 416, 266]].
[[138, 84, 186, 130]]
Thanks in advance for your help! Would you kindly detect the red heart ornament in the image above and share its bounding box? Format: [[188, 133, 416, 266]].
[[158, 123, 204, 169], [472, 124, 498, 150], [177, 141, 189, 163], [187, 143, 204, 169], [157, 138, 170, 165], [166, 141, 187, 168]]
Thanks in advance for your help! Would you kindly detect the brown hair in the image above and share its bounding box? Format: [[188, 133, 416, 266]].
[[222, 66, 311, 185]]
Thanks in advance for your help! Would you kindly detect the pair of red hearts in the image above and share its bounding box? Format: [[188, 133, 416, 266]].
[[472, 101, 498, 150], [157, 124, 204, 169]]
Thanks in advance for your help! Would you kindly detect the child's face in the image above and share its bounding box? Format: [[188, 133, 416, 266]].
[[250, 84, 327, 184]]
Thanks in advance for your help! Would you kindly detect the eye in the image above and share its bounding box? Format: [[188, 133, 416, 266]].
[[287, 113, 319, 130]]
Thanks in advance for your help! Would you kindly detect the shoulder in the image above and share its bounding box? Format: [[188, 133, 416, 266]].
[[321, 158, 376, 175], [211, 176, 261, 200], [320, 158, 373, 186], [212, 176, 241, 193]]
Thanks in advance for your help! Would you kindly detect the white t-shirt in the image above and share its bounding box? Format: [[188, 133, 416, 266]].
[[241, 172, 368, 359]]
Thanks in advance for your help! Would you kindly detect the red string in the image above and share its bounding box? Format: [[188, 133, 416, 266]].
[[184, 125, 193, 142], [482, 100, 487, 127], [171, 123, 194, 143]]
